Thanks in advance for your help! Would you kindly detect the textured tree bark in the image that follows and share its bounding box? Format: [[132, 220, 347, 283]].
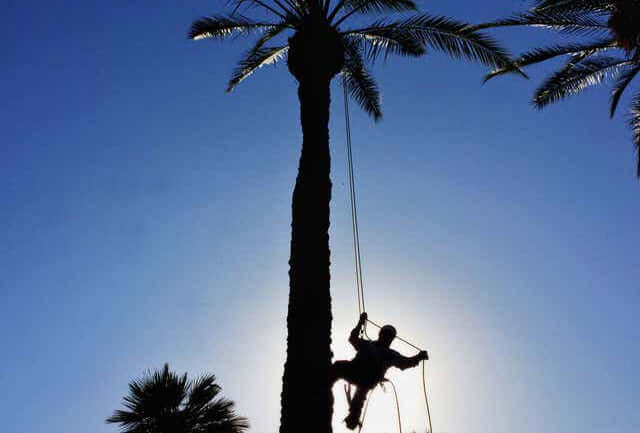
[[280, 12, 344, 432], [280, 75, 334, 433]]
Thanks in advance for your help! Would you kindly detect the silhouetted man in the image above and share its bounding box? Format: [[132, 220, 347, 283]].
[[332, 312, 429, 430]]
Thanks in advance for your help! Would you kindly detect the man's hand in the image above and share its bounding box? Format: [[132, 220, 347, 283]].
[[419, 350, 429, 361], [359, 312, 368, 323]]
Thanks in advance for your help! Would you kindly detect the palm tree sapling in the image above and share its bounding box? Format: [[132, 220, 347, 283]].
[[106, 363, 249, 433]]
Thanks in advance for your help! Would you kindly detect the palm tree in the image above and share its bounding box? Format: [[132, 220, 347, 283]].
[[106, 364, 249, 433], [477, 0, 640, 176], [188, 1, 512, 431]]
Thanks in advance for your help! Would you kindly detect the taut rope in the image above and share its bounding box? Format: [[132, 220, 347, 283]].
[[342, 79, 434, 433]]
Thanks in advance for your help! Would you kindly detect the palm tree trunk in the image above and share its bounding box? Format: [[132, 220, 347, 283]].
[[280, 75, 334, 433]]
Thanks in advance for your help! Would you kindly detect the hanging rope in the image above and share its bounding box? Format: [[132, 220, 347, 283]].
[[386, 379, 403, 433], [357, 389, 372, 433], [342, 79, 433, 433], [343, 78, 366, 319], [422, 361, 434, 433], [357, 380, 402, 433]]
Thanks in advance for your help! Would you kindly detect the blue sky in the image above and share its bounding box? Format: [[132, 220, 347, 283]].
[[1, 1, 639, 432]]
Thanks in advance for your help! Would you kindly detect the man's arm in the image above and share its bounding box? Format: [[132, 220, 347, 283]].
[[391, 350, 429, 371], [348, 312, 368, 350]]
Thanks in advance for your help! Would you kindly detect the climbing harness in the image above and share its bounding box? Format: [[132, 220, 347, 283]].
[[342, 79, 434, 433]]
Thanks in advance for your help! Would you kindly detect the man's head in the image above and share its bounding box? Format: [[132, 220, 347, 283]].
[[378, 325, 397, 347]]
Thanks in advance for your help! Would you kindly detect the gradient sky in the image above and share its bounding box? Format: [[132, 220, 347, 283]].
[[2, 1, 639, 433]]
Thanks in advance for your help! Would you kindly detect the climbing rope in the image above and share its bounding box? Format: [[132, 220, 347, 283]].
[[356, 376, 417, 433], [357, 389, 372, 433], [356, 380, 403, 433], [342, 79, 434, 433], [423, 361, 434, 433], [343, 78, 366, 320], [387, 379, 403, 433]]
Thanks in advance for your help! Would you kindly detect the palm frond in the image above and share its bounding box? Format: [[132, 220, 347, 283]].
[[345, 26, 424, 62], [185, 374, 221, 412], [342, 39, 382, 120], [473, 11, 610, 36], [107, 364, 189, 432], [280, 0, 306, 17], [533, 0, 614, 14], [251, 23, 290, 52], [229, 0, 296, 21], [534, 56, 633, 107], [611, 64, 640, 117], [330, 0, 417, 24], [348, 14, 513, 68], [227, 45, 289, 92], [108, 365, 248, 433], [630, 93, 640, 176], [485, 38, 617, 81], [105, 409, 143, 427], [189, 14, 278, 40], [344, 0, 417, 14], [198, 397, 250, 431]]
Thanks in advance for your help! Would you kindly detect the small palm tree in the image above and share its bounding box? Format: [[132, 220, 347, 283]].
[[106, 364, 249, 433], [188, 1, 512, 431], [478, 0, 640, 176]]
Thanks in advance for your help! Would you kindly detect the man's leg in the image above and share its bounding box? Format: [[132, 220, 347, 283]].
[[344, 386, 370, 430], [330, 360, 354, 385]]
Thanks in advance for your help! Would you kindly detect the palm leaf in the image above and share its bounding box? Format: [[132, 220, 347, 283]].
[[329, 0, 414, 22], [534, 56, 633, 107], [105, 409, 143, 428], [251, 23, 290, 52], [348, 14, 513, 68], [330, 0, 417, 24], [611, 64, 640, 117], [343, 0, 417, 14], [485, 38, 617, 81], [533, 0, 614, 13], [229, 0, 297, 21], [199, 397, 250, 431], [189, 14, 277, 40], [473, 11, 610, 36], [107, 364, 248, 433], [342, 39, 382, 120], [345, 26, 425, 61], [227, 45, 289, 91], [185, 374, 221, 413], [630, 93, 640, 176]]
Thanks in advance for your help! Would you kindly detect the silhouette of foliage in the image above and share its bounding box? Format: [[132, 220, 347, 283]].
[[478, 0, 640, 176], [189, 0, 513, 120], [106, 364, 249, 433]]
